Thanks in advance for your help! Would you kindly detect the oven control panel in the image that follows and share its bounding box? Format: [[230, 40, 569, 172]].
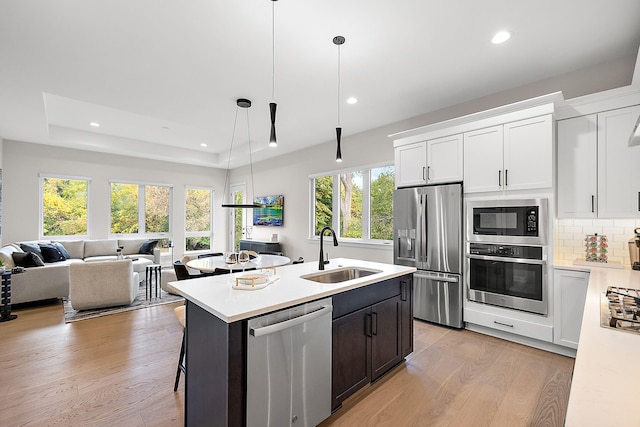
[[468, 243, 543, 260]]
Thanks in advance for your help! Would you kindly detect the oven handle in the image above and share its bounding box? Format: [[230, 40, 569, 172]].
[[466, 254, 546, 265]]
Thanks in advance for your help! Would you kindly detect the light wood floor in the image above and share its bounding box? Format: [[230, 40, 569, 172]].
[[1, 302, 574, 427]]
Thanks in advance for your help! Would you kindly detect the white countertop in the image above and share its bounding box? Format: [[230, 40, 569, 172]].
[[557, 262, 640, 426], [170, 258, 416, 323]]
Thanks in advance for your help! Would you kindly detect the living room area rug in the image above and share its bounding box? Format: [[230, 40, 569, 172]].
[[64, 282, 183, 323]]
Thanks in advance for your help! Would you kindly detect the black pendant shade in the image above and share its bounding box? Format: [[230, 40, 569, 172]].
[[336, 127, 342, 162], [269, 102, 277, 147]]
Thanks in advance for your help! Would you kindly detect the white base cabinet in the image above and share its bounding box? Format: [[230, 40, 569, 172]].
[[553, 268, 589, 349]]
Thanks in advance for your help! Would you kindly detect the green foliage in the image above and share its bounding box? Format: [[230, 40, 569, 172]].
[[42, 178, 88, 236], [234, 190, 243, 251], [314, 167, 394, 241], [110, 183, 139, 233], [341, 172, 363, 238], [314, 175, 333, 234], [186, 188, 211, 232], [370, 169, 394, 240], [145, 185, 170, 233]]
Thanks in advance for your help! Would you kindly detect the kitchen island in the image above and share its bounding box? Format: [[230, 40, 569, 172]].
[[170, 258, 416, 427], [560, 264, 640, 426]]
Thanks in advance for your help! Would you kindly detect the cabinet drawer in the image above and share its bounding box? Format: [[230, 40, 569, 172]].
[[332, 277, 402, 319], [464, 308, 553, 342]]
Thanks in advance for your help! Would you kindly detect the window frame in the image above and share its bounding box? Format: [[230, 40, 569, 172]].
[[184, 185, 215, 253], [108, 179, 173, 240], [309, 162, 394, 247], [39, 173, 91, 240]]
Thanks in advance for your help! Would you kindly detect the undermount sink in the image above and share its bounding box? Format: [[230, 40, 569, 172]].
[[301, 267, 382, 284]]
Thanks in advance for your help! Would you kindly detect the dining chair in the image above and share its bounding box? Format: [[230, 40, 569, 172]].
[[173, 261, 213, 280], [173, 305, 186, 391]]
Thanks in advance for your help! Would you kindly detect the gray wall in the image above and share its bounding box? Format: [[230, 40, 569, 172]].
[[1, 53, 636, 264]]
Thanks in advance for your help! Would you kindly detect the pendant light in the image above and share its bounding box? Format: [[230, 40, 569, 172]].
[[221, 98, 264, 208], [268, 0, 278, 147], [333, 35, 345, 162]]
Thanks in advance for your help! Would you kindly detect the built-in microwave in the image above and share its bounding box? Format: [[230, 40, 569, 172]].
[[467, 199, 548, 245]]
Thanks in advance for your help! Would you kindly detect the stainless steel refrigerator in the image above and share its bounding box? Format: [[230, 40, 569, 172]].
[[393, 183, 463, 328]]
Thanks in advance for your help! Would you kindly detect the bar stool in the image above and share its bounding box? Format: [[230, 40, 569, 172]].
[[174, 305, 186, 391]]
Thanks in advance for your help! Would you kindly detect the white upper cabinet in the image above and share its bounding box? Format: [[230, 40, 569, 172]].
[[463, 115, 553, 194], [426, 134, 463, 184], [391, 96, 559, 192], [463, 126, 503, 193], [557, 115, 598, 218], [394, 141, 427, 187], [503, 115, 553, 191], [597, 105, 640, 218]]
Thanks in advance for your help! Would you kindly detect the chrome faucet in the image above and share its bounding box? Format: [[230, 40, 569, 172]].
[[318, 226, 338, 270]]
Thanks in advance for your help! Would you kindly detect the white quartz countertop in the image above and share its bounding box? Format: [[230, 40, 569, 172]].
[[170, 258, 416, 323], [557, 262, 640, 426]]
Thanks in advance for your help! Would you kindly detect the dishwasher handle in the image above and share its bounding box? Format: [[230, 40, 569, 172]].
[[249, 305, 333, 337]]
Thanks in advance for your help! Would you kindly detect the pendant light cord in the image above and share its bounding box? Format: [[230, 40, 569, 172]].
[[272, 1, 275, 101], [246, 107, 256, 203], [337, 42, 341, 126], [222, 106, 240, 204]]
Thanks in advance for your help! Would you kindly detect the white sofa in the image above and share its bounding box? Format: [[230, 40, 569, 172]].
[[69, 260, 139, 310], [0, 238, 160, 305]]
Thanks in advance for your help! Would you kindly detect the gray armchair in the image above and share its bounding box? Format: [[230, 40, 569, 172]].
[[69, 259, 139, 310]]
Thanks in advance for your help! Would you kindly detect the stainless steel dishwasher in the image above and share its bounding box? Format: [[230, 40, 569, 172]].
[[247, 297, 333, 427]]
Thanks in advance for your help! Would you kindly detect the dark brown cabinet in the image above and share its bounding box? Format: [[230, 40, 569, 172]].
[[239, 239, 282, 255], [331, 274, 413, 410]]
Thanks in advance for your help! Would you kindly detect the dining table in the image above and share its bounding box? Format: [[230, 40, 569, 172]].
[[186, 254, 291, 273]]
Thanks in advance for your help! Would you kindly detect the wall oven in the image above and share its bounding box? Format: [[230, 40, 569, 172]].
[[467, 243, 547, 315], [466, 198, 549, 315]]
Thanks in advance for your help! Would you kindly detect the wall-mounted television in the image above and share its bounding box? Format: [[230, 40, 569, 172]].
[[253, 195, 284, 226]]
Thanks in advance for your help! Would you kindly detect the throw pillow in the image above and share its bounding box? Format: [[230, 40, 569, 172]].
[[51, 242, 71, 259], [19, 243, 45, 263], [12, 252, 45, 267], [139, 240, 158, 255], [39, 243, 66, 263]]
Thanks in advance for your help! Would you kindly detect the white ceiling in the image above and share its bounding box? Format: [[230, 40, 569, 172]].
[[1, 0, 639, 169]]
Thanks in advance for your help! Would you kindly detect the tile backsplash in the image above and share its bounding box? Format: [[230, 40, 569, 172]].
[[554, 218, 640, 267]]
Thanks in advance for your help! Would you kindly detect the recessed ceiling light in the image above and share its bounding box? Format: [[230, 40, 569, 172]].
[[492, 30, 511, 44], [346, 97, 358, 105], [89, 122, 100, 127], [200, 143, 207, 147]]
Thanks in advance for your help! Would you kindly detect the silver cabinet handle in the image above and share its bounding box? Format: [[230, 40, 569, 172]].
[[249, 305, 333, 337], [494, 320, 514, 328], [422, 166, 426, 181], [427, 166, 430, 181]]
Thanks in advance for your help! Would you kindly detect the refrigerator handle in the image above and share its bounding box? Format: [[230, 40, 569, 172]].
[[414, 272, 459, 283], [422, 192, 428, 264]]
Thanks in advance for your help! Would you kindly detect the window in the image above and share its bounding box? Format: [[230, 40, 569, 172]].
[[311, 164, 394, 243], [40, 175, 89, 237], [110, 181, 172, 237], [185, 187, 213, 251]]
